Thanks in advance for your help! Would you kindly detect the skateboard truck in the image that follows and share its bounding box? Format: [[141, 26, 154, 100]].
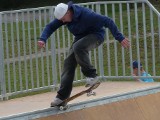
[[87, 90, 96, 96]]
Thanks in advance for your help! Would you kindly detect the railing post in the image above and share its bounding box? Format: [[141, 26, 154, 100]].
[[96, 4, 104, 78], [0, 13, 6, 100], [50, 7, 58, 90]]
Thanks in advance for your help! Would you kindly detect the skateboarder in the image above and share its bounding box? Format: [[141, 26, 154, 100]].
[[132, 60, 154, 82], [37, 1, 130, 107]]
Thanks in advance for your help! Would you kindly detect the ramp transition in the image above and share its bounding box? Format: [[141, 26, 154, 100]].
[[37, 92, 160, 120], [1, 83, 160, 120]]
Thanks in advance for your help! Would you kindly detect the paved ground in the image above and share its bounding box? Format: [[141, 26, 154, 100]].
[[0, 81, 159, 119]]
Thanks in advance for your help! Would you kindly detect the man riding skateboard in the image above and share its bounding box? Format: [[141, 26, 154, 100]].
[[37, 1, 130, 107]]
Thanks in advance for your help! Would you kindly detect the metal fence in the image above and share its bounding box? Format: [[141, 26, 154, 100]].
[[0, 0, 160, 100]]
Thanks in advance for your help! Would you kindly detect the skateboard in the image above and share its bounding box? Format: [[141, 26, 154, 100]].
[[55, 82, 100, 110]]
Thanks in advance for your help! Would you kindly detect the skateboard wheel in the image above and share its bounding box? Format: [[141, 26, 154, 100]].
[[92, 92, 96, 96], [59, 106, 64, 110], [59, 105, 69, 110]]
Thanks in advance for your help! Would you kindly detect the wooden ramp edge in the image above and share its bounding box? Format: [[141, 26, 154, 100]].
[[1, 84, 160, 120]]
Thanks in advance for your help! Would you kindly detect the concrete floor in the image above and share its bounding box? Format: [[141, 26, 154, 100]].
[[0, 81, 159, 118]]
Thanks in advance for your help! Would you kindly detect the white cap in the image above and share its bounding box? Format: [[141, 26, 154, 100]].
[[54, 3, 68, 20]]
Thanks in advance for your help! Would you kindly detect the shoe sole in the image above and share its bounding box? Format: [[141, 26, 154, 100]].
[[85, 80, 99, 87], [50, 101, 67, 107]]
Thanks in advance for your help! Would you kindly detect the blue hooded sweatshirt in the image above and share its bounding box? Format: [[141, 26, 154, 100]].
[[40, 3, 125, 43]]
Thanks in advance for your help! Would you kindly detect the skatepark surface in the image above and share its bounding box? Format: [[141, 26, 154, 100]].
[[0, 81, 160, 120]]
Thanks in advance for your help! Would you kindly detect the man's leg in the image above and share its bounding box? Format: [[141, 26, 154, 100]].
[[72, 34, 103, 78], [56, 49, 77, 100], [51, 48, 77, 106]]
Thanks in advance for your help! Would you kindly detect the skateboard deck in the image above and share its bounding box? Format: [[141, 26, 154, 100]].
[[57, 82, 101, 110]]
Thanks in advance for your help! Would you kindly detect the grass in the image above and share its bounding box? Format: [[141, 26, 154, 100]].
[[1, 2, 160, 99]]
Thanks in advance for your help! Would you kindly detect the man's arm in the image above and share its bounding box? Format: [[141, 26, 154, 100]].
[[86, 12, 130, 48], [38, 19, 64, 48], [132, 74, 142, 82], [40, 19, 64, 43]]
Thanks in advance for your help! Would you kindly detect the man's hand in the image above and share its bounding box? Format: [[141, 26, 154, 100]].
[[38, 40, 45, 48], [121, 38, 130, 48]]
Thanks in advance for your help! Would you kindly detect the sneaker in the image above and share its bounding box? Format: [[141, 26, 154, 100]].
[[85, 76, 99, 87], [50, 97, 63, 107]]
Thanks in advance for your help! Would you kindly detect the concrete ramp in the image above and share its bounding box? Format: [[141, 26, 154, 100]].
[[37, 92, 160, 120], [0, 82, 160, 120]]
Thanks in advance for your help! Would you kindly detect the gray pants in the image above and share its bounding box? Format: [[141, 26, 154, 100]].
[[56, 34, 103, 100]]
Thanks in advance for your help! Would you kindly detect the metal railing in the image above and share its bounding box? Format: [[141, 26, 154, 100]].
[[0, 0, 160, 100]]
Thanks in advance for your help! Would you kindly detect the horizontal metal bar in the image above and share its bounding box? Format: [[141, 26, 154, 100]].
[[79, 0, 147, 5], [0, 0, 147, 14], [4, 48, 69, 64], [102, 76, 160, 79], [145, 0, 160, 18], [0, 6, 52, 14], [1, 85, 57, 99]]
